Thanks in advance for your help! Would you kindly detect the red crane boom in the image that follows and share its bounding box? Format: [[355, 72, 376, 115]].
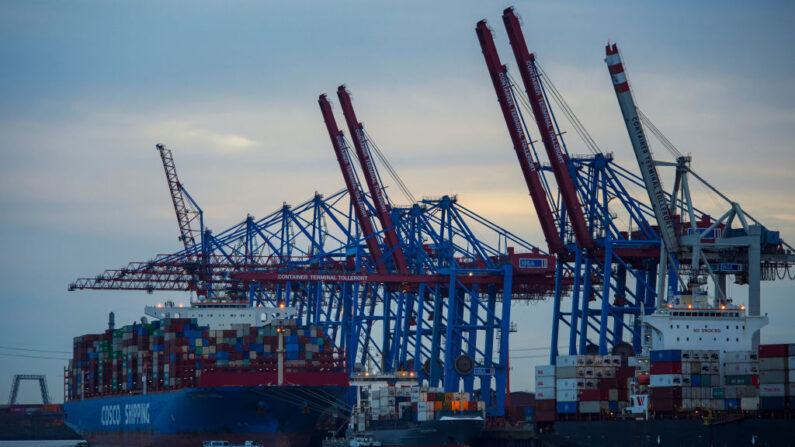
[[502, 8, 595, 251], [475, 20, 566, 256], [318, 94, 387, 273], [156, 144, 202, 259], [337, 86, 409, 274]]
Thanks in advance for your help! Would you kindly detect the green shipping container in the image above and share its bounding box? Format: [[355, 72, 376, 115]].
[[725, 375, 753, 386], [712, 387, 725, 399], [702, 375, 711, 387]]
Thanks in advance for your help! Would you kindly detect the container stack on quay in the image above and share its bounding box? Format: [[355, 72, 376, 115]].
[[528, 344, 795, 422], [645, 346, 792, 413], [650, 349, 720, 411], [354, 386, 484, 431], [758, 343, 795, 411], [68, 317, 343, 399], [534, 354, 637, 420], [723, 349, 760, 411], [504, 391, 536, 422]]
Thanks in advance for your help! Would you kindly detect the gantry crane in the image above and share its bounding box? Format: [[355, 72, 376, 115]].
[[318, 94, 387, 274], [502, 8, 595, 252], [156, 144, 204, 258], [605, 43, 795, 347], [604, 43, 681, 305], [337, 86, 409, 274], [475, 20, 566, 258]]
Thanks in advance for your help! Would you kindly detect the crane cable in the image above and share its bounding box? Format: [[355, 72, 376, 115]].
[[533, 62, 601, 155], [637, 109, 684, 159], [362, 129, 417, 205]]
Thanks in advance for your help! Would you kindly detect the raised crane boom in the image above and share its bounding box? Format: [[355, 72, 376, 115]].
[[475, 20, 566, 257], [318, 94, 387, 273], [337, 86, 409, 274], [605, 43, 680, 254], [156, 144, 203, 258], [502, 8, 595, 251]]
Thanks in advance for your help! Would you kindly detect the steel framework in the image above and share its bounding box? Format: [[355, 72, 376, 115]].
[[479, 8, 795, 362], [8, 375, 50, 405], [71, 158, 562, 416]]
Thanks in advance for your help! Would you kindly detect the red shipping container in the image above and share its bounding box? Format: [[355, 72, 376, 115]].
[[617, 366, 635, 382], [759, 344, 788, 358], [535, 400, 556, 411], [650, 362, 682, 375], [618, 388, 628, 402], [534, 409, 556, 422], [752, 375, 759, 386], [579, 389, 600, 401], [650, 398, 677, 412], [650, 386, 682, 400], [598, 378, 618, 389]]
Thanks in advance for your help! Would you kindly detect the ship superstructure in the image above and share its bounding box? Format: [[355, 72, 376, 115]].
[[144, 300, 297, 330], [645, 301, 768, 353]]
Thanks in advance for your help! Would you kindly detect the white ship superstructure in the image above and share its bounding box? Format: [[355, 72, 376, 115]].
[[645, 301, 768, 352], [144, 300, 297, 329]]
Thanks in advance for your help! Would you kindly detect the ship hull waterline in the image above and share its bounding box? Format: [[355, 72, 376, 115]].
[[64, 385, 348, 447]]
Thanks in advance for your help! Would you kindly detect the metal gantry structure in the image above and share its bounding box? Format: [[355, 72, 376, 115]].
[[8, 375, 50, 405], [70, 7, 795, 418], [71, 90, 563, 416], [477, 7, 795, 362]]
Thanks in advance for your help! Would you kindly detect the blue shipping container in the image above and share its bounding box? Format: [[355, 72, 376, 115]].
[[761, 397, 786, 410], [691, 374, 701, 387], [524, 407, 534, 421], [556, 402, 577, 414], [725, 399, 740, 410], [650, 349, 681, 363]]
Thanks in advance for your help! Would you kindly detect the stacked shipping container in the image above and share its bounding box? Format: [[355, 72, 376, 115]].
[[722, 349, 760, 411], [758, 344, 795, 410], [67, 318, 345, 399], [529, 345, 795, 421], [534, 354, 636, 419], [649, 349, 760, 412], [356, 386, 484, 431]]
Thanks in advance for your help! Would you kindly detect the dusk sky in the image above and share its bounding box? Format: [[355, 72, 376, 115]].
[[1, 0, 794, 402]]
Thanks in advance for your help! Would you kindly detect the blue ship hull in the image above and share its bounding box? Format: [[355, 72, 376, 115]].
[[64, 385, 348, 447]]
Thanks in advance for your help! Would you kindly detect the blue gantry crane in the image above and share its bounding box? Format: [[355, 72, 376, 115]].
[[71, 95, 561, 416], [478, 7, 795, 362], [69, 7, 795, 419]]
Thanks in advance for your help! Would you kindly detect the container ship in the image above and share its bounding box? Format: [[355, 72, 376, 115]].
[[337, 375, 484, 447], [64, 301, 349, 447], [521, 292, 795, 446]]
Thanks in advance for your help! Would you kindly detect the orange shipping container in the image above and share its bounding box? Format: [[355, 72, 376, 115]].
[[433, 401, 442, 411], [451, 401, 461, 411]]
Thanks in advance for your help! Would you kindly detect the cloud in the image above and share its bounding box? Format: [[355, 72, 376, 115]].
[[144, 120, 256, 154]]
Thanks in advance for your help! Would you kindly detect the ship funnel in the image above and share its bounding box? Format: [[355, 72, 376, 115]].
[[108, 312, 115, 330]]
